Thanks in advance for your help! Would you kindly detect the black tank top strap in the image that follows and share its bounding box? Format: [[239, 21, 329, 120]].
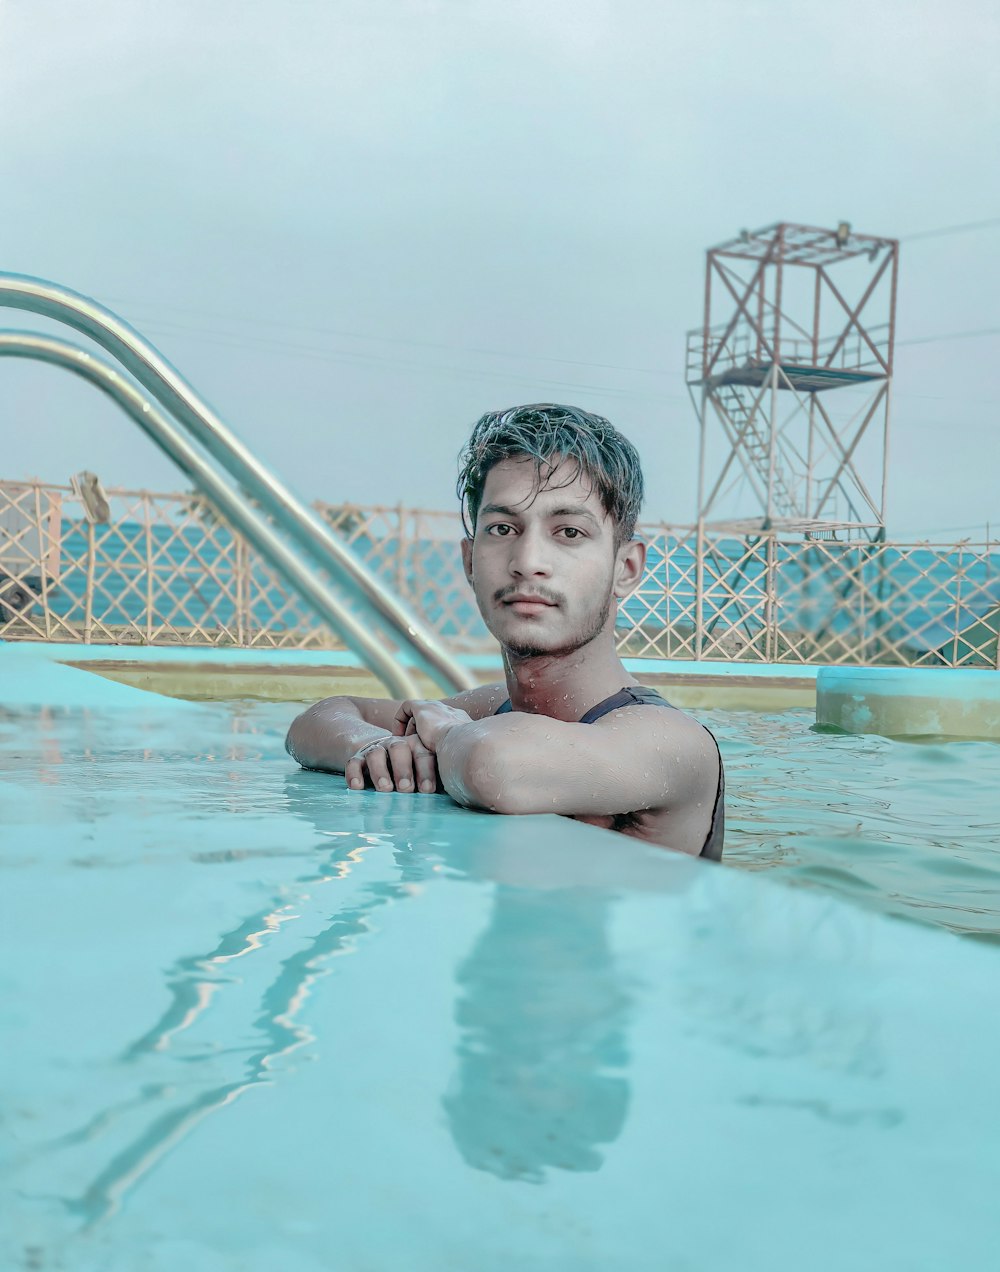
[[578, 684, 673, 723], [698, 728, 726, 863], [492, 684, 673, 720]]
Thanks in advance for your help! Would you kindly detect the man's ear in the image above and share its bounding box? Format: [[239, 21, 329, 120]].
[[614, 538, 646, 599], [461, 536, 474, 585]]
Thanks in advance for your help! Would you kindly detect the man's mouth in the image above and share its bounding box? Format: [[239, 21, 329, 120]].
[[502, 595, 557, 615]]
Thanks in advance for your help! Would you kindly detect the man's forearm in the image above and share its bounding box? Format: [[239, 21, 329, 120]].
[[286, 698, 392, 772], [435, 718, 505, 809]]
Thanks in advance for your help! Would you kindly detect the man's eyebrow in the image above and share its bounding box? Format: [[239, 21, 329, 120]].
[[480, 502, 602, 525]]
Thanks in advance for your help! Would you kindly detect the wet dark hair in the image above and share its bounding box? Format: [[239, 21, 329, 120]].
[[456, 403, 644, 548]]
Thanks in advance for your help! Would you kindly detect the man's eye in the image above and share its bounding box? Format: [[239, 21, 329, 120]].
[[486, 524, 513, 536], [560, 526, 584, 539]]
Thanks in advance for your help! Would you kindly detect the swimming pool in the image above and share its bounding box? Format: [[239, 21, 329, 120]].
[[4, 648, 1000, 1269], [225, 698, 1000, 941]]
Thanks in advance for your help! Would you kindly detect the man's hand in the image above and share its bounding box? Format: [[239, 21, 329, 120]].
[[392, 700, 474, 753], [343, 702, 476, 799], [344, 733, 441, 794]]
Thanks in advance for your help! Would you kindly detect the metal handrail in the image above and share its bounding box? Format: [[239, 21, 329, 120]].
[[0, 331, 424, 697], [0, 272, 476, 695]]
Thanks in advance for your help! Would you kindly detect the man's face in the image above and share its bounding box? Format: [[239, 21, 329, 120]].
[[461, 455, 630, 658]]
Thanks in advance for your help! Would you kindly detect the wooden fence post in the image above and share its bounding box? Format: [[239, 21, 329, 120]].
[[83, 521, 95, 645], [396, 502, 408, 603], [144, 495, 154, 644], [765, 534, 777, 662]]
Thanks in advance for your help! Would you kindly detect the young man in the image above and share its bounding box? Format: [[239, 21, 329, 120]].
[[286, 404, 724, 860]]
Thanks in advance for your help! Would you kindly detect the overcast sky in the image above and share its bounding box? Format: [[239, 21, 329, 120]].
[[1, 0, 998, 537]]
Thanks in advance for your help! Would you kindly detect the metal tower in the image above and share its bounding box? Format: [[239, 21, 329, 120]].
[[688, 221, 899, 540]]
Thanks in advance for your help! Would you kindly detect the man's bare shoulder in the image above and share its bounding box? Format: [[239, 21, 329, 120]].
[[589, 699, 719, 799], [590, 697, 709, 741], [480, 693, 720, 853]]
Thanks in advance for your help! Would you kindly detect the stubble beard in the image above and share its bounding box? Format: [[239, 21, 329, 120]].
[[495, 588, 615, 660]]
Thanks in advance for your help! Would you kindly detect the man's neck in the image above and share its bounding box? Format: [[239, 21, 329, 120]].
[[501, 639, 634, 722]]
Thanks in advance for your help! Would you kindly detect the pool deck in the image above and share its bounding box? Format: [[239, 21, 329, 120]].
[[7, 641, 999, 733], [0, 640, 820, 709]]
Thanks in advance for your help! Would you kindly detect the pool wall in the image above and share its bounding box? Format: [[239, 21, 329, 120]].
[[817, 665, 1000, 739]]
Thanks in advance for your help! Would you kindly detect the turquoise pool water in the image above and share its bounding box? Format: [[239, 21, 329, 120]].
[[241, 699, 1000, 941], [716, 708, 1000, 939], [4, 656, 1000, 1269]]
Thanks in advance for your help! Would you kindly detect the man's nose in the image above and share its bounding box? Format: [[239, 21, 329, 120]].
[[508, 527, 551, 575]]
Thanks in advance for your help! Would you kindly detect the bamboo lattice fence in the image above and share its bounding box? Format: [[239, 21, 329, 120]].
[[1, 479, 998, 668]]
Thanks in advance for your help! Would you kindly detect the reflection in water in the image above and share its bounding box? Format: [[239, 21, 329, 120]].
[[444, 889, 632, 1184], [24, 751, 642, 1226], [667, 874, 903, 1132], [306, 783, 641, 1182], [60, 862, 414, 1224], [347, 791, 643, 1182], [37, 772, 436, 1227]]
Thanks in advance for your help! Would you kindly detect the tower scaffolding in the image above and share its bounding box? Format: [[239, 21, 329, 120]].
[[688, 221, 900, 541]]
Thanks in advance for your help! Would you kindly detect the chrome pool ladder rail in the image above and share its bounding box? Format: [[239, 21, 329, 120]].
[[0, 331, 429, 698], [0, 272, 476, 696]]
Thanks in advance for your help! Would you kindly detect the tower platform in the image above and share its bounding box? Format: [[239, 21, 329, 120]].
[[702, 361, 888, 393]]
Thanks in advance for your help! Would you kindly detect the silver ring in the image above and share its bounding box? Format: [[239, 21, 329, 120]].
[[355, 736, 393, 760]]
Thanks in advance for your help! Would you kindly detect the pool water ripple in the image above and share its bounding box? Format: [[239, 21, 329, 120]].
[[225, 700, 1000, 938], [193, 700, 1000, 939], [707, 707, 1000, 936]]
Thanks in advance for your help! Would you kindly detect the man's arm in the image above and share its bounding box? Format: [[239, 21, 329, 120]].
[[285, 682, 507, 778], [434, 706, 718, 819], [285, 696, 399, 773]]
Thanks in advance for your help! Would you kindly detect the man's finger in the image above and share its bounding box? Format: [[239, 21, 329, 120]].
[[387, 740, 416, 792], [392, 701, 414, 736], [363, 745, 394, 792], [345, 735, 434, 794], [413, 748, 438, 793]]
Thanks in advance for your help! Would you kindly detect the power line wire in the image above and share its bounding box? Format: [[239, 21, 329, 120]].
[[104, 295, 669, 379], [902, 216, 1000, 242], [897, 325, 1000, 347], [131, 315, 682, 404], [103, 213, 1000, 386]]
